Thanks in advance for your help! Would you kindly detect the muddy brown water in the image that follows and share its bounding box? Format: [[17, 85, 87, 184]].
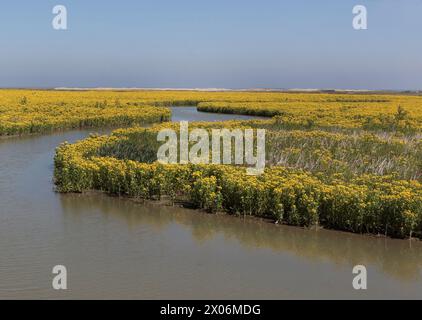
[[0, 107, 421, 299]]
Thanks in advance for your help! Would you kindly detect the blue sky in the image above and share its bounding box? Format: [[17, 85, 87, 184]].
[[0, 0, 421, 90]]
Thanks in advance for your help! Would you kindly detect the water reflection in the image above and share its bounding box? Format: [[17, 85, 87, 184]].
[[170, 106, 267, 122], [59, 193, 422, 283]]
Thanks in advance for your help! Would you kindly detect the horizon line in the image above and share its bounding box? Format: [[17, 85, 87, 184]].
[[0, 87, 420, 93]]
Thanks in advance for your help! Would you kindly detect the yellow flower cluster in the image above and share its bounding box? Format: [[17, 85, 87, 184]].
[[0, 90, 171, 136], [54, 122, 422, 239], [198, 97, 422, 132]]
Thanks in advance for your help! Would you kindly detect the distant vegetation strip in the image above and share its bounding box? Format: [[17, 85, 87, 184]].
[[1, 89, 422, 135], [197, 100, 422, 133]]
